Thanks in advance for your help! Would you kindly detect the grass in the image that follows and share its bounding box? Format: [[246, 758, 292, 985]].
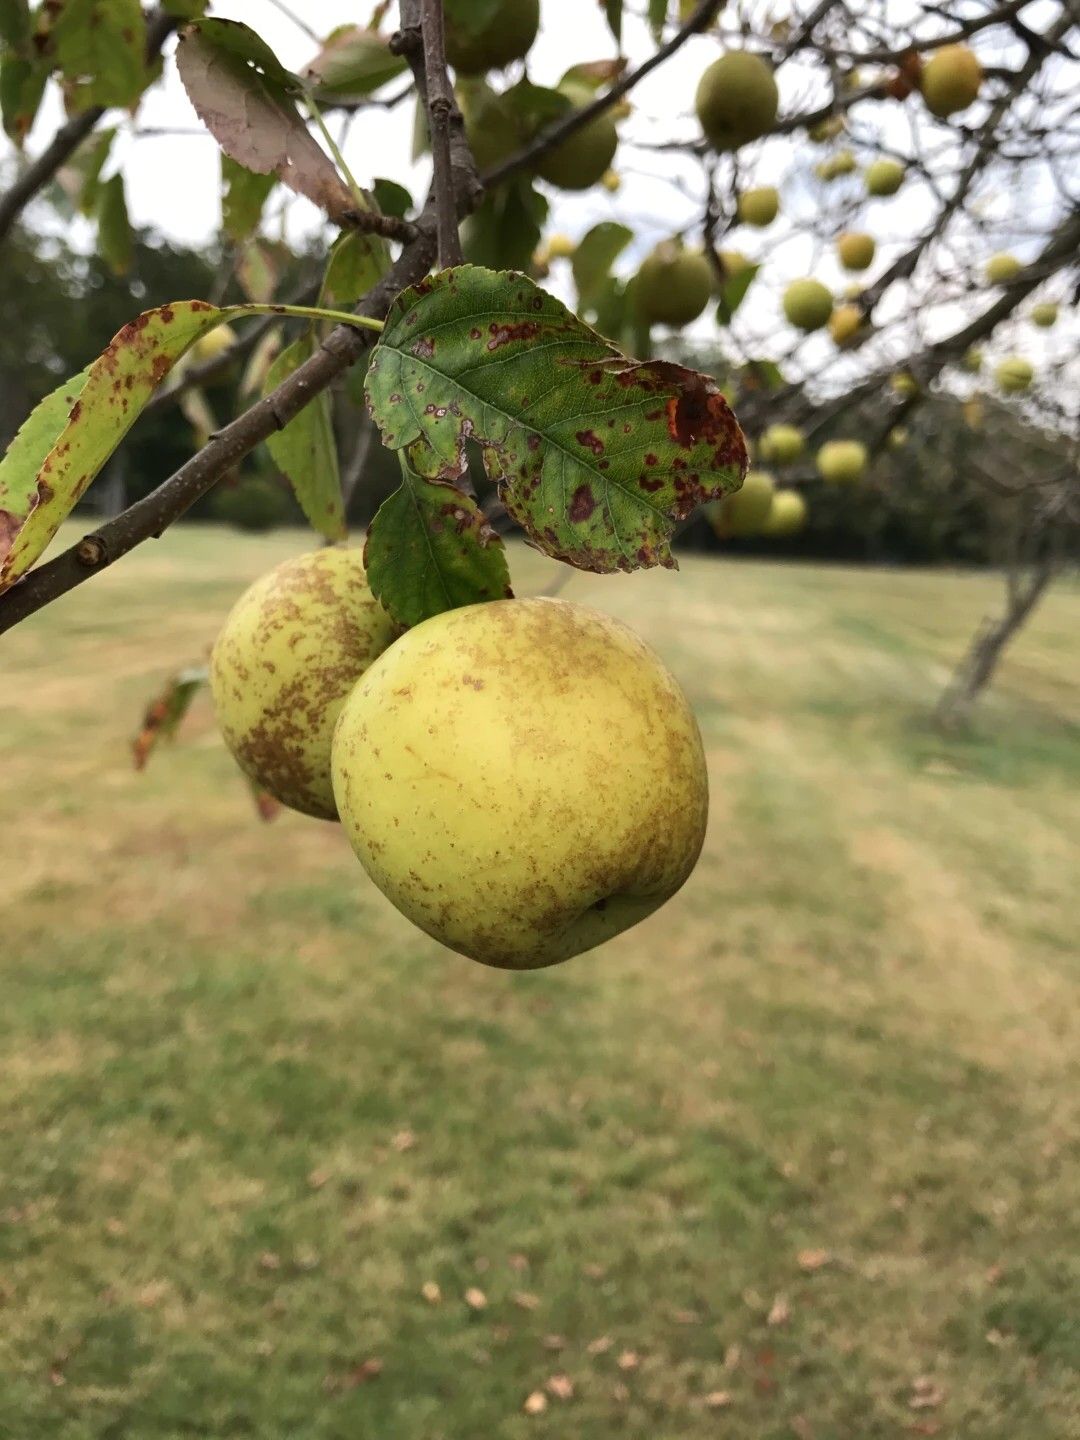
[[1, 526, 1078, 1439]]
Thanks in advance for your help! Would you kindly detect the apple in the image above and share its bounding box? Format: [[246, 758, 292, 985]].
[[995, 356, 1033, 393], [545, 232, 576, 259], [536, 107, 618, 191], [816, 439, 867, 483], [815, 149, 856, 181], [331, 599, 709, 970], [783, 278, 833, 332], [808, 115, 844, 143], [696, 52, 779, 151], [1030, 301, 1057, 328], [891, 371, 919, 398], [887, 427, 909, 450], [718, 248, 751, 278], [601, 169, 622, 192], [210, 548, 398, 820], [458, 80, 524, 170], [961, 346, 983, 373], [738, 185, 780, 227], [443, 0, 539, 74], [828, 303, 864, 346], [711, 469, 776, 536], [635, 241, 714, 327], [759, 423, 805, 464], [186, 323, 238, 369], [837, 232, 875, 271], [865, 158, 905, 196], [920, 44, 982, 117], [985, 252, 1021, 285], [761, 489, 807, 536]]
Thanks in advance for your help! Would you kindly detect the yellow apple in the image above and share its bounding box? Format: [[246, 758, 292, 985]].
[[865, 158, 904, 196], [995, 356, 1033, 393], [545, 232, 576, 259], [696, 52, 778, 151], [816, 440, 867, 484], [837, 232, 875, 271], [761, 489, 807, 536], [783, 278, 833, 331], [985, 252, 1021, 285], [211, 549, 398, 820], [635, 241, 714, 327], [738, 185, 780, 227], [759, 423, 805, 464], [808, 115, 844, 143], [188, 323, 238, 368], [1030, 301, 1057, 328], [961, 346, 983, 373], [331, 599, 709, 970], [815, 148, 856, 181], [891, 371, 919, 398], [600, 168, 622, 192], [920, 44, 982, 117], [829, 303, 864, 346]]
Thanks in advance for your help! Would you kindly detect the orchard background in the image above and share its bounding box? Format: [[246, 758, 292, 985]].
[[0, 1, 1078, 1435]]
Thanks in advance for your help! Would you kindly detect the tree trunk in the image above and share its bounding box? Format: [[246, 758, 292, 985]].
[[934, 560, 1056, 729]]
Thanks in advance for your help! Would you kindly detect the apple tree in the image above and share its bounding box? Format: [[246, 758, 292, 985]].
[[0, 0, 1077, 964]]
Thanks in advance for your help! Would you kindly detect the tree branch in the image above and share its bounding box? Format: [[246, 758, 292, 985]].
[[420, 0, 464, 267], [0, 8, 178, 246], [481, 0, 726, 189]]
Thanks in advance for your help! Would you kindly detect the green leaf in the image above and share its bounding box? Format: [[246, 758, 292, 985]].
[[372, 177, 412, 219], [603, 0, 623, 45], [365, 266, 748, 574], [716, 262, 760, 322], [462, 176, 547, 272], [263, 332, 345, 542], [221, 155, 276, 242], [47, 0, 147, 111], [0, 303, 236, 593], [648, 0, 668, 42], [365, 454, 512, 627], [0, 51, 47, 143], [236, 239, 282, 303], [161, 0, 207, 17], [303, 26, 407, 101], [324, 229, 387, 306], [95, 172, 132, 275], [0, 0, 30, 50], [184, 17, 300, 95], [572, 221, 633, 309]]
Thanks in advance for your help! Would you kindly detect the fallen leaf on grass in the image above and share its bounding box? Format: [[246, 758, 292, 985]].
[[542, 1334, 566, 1351], [704, 1390, 733, 1409], [421, 1281, 442, 1304], [513, 1291, 541, 1310], [616, 1350, 639, 1370], [324, 1357, 382, 1392], [797, 1248, 831, 1272], [909, 1376, 945, 1409], [790, 1416, 814, 1439], [508, 1252, 530, 1272], [391, 1128, 416, 1152], [587, 1335, 613, 1355], [767, 1296, 791, 1326], [258, 1251, 281, 1271], [307, 1168, 331, 1190], [523, 1390, 548, 1415], [464, 1287, 487, 1310], [582, 1262, 606, 1279], [546, 1373, 574, 1400]]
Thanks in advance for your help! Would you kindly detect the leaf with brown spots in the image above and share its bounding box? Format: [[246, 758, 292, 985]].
[[176, 22, 355, 228], [364, 266, 748, 574], [364, 452, 512, 628], [0, 301, 245, 593], [131, 665, 207, 771], [262, 332, 345, 542]]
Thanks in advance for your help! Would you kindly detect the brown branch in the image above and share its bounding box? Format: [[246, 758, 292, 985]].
[[342, 208, 420, 243], [481, 0, 726, 189], [420, 0, 464, 267], [0, 8, 178, 246]]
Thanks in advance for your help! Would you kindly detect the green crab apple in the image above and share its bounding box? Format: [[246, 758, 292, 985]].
[[1030, 301, 1057, 328], [865, 158, 904, 196], [761, 489, 807, 536], [635, 241, 714, 327], [920, 44, 982, 117], [710, 469, 776, 537], [816, 440, 868, 483], [837, 232, 875, 271], [331, 598, 709, 971], [829, 303, 864, 346], [985, 252, 1021, 285], [783, 279, 833, 332], [737, 186, 780, 227], [995, 356, 1033, 393], [443, 0, 539, 74], [696, 52, 778, 151], [210, 548, 398, 820], [536, 103, 618, 191]]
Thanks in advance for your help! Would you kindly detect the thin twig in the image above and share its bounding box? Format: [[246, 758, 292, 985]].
[[420, 0, 463, 267]]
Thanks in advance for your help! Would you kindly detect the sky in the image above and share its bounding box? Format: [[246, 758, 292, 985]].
[[8, 1, 1076, 395]]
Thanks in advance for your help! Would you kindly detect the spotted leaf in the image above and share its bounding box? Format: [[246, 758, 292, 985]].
[[365, 453, 512, 628], [364, 265, 748, 573]]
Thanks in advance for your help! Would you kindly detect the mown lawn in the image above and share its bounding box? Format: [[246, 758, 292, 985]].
[[2, 527, 1078, 1439]]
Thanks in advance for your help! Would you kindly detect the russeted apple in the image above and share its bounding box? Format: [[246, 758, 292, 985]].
[[210, 548, 398, 819], [331, 598, 709, 971]]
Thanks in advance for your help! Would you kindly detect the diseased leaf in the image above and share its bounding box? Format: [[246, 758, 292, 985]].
[[561, 57, 627, 91], [95, 172, 133, 275], [176, 27, 354, 227], [303, 26, 407, 101], [572, 221, 633, 308], [603, 0, 623, 45], [365, 266, 748, 573], [0, 301, 241, 592], [263, 332, 345, 541], [46, 0, 147, 111], [221, 154, 276, 241], [324, 229, 387, 306], [365, 453, 512, 627], [0, 50, 47, 143], [132, 665, 207, 770]]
